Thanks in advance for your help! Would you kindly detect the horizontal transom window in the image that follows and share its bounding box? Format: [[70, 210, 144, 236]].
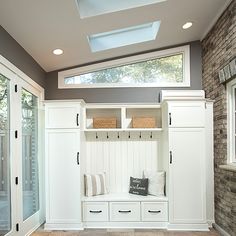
[[58, 45, 190, 88]]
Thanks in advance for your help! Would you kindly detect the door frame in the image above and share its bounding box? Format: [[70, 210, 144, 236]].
[[0, 55, 45, 236]]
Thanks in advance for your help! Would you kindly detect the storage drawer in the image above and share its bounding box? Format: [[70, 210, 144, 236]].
[[83, 202, 108, 222], [141, 202, 168, 222], [110, 202, 140, 222]]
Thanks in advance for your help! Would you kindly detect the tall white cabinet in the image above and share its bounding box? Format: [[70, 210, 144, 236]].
[[44, 101, 84, 230], [161, 91, 213, 230]]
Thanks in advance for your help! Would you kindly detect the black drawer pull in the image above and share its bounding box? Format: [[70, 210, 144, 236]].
[[76, 113, 79, 126], [148, 210, 161, 213], [77, 152, 80, 165], [118, 210, 131, 213], [89, 210, 102, 213]]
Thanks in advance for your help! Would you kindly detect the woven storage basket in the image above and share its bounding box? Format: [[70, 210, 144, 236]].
[[93, 117, 117, 128], [132, 117, 156, 128]]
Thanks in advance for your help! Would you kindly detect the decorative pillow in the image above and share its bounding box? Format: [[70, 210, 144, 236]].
[[129, 177, 148, 196], [143, 170, 165, 196], [84, 172, 108, 197]]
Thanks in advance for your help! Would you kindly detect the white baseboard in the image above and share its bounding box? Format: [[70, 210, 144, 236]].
[[83, 221, 168, 229], [44, 223, 84, 230], [213, 223, 231, 236], [167, 223, 209, 231]]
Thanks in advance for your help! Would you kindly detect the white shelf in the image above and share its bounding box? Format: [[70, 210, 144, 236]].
[[84, 128, 163, 132], [82, 193, 168, 202]]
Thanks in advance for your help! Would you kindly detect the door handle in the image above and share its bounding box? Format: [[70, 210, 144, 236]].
[[169, 112, 172, 125], [76, 113, 79, 126], [170, 151, 172, 164], [77, 152, 80, 165], [118, 210, 131, 213]]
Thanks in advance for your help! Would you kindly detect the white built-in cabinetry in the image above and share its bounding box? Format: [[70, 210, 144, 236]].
[[44, 91, 214, 231], [45, 101, 84, 230], [167, 102, 206, 225]]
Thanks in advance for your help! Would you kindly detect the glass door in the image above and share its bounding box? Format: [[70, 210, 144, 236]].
[[0, 60, 44, 236], [21, 89, 39, 221], [18, 81, 43, 235], [0, 73, 11, 236]]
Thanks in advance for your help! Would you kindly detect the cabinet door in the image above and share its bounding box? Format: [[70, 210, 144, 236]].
[[46, 129, 81, 225], [169, 128, 206, 224], [45, 104, 80, 129], [168, 102, 205, 127]]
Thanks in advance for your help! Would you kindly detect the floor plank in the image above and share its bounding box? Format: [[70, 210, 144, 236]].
[[31, 228, 220, 236]]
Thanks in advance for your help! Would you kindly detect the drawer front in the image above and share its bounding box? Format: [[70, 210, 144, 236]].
[[141, 202, 168, 222], [110, 202, 140, 222], [83, 202, 108, 222]]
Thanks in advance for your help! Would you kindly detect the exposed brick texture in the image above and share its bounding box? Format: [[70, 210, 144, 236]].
[[202, 1, 236, 235]]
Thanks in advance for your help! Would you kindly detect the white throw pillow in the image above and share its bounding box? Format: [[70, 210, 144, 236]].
[[143, 170, 165, 196], [84, 172, 108, 197]]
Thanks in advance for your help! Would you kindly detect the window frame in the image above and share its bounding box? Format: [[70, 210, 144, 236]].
[[227, 78, 236, 164], [58, 45, 190, 89]]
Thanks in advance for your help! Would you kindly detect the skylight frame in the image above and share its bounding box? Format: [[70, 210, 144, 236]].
[[88, 21, 161, 52], [58, 45, 190, 89], [75, 0, 167, 19]]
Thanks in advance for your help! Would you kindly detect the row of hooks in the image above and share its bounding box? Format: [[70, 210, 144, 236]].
[[95, 132, 153, 139]]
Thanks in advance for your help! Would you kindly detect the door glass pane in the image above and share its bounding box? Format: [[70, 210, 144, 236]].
[[22, 89, 39, 221], [0, 74, 11, 235]]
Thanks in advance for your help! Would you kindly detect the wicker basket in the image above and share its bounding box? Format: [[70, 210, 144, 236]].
[[132, 117, 156, 128], [93, 117, 117, 129]]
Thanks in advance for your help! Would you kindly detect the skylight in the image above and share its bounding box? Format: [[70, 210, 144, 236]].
[[76, 0, 167, 18], [88, 21, 161, 52]]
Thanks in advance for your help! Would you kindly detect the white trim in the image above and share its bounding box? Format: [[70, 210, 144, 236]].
[[0, 55, 44, 100], [167, 223, 209, 231], [201, 0, 232, 40], [227, 78, 236, 164], [83, 221, 167, 229], [44, 223, 84, 230], [58, 45, 190, 89]]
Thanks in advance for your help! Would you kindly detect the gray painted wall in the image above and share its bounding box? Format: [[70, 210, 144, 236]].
[[0, 26, 46, 88], [45, 41, 202, 103]]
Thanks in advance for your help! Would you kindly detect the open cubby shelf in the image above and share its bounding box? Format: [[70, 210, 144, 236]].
[[84, 104, 162, 131]]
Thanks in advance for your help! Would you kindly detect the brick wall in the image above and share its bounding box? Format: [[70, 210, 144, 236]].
[[202, 0, 236, 235]]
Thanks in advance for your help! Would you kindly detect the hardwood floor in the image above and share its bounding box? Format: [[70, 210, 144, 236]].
[[31, 228, 220, 236]]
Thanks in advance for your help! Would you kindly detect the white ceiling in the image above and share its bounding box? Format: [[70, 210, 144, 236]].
[[0, 0, 232, 72]]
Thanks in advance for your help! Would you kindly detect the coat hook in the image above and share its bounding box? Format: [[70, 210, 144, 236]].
[[139, 132, 142, 139], [117, 132, 120, 139], [150, 132, 153, 139], [96, 132, 98, 139], [128, 132, 131, 139], [107, 132, 109, 139]]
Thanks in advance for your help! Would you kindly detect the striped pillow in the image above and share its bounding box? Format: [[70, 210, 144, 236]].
[[84, 172, 108, 197]]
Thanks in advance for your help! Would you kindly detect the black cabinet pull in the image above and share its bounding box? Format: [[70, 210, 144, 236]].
[[89, 210, 102, 213], [77, 152, 80, 165], [169, 112, 172, 125], [118, 210, 131, 213], [76, 113, 79, 126], [148, 210, 161, 213], [170, 151, 172, 164]]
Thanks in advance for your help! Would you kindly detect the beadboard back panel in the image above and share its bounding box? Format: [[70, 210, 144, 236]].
[[84, 132, 162, 193]]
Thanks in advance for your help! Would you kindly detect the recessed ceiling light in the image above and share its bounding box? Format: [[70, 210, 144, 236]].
[[53, 49, 63, 55], [182, 22, 193, 29]]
